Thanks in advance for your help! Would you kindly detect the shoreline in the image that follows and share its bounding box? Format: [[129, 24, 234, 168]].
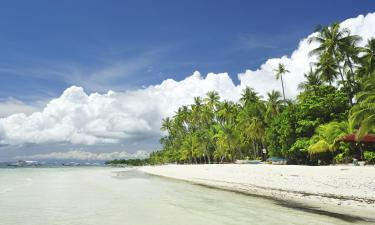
[[138, 164, 375, 222]]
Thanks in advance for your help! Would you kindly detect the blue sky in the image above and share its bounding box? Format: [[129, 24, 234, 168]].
[[0, 0, 374, 102], [0, 1, 374, 161]]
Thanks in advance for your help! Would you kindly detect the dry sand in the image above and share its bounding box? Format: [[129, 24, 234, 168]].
[[138, 164, 375, 221]]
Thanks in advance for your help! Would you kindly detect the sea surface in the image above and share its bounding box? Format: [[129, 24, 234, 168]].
[[0, 167, 370, 225]]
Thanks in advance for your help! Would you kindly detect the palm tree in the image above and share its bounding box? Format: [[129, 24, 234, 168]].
[[308, 23, 352, 82], [240, 87, 260, 106], [314, 53, 338, 86], [161, 117, 173, 133], [308, 22, 361, 105], [358, 38, 375, 77], [349, 75, 375, 140], [308, 121, 349, 164], [273, 63, 289, 104], [204, 91, 220, 122], [265, 90, 283, 123], [204, 91, 220, 108], [298, 67, 322, 92]]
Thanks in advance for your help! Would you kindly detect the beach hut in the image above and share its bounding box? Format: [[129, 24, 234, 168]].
[[340, 134, 375, 160]]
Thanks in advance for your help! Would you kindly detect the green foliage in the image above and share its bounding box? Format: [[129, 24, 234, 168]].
[[288, 138, 311, 164], [308, 121, 350, 164], [266, 103, 299, 157], [105, 158, 149, 166], [349, 75, 375, 140], [141, 23, 374, 166], [308, 140, 331, 154], [297, 85, 349, 125], [364, 151, 375, 164]]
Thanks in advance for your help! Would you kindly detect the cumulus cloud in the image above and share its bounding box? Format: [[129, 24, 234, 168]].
[[0, 12, 374, 148], [16, 150, 149, 161], [0, 72, 240, 146], [0, 98, 40, 118], [238, 12, 375, 98]]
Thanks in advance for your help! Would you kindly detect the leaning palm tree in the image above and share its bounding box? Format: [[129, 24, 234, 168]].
[[273, 63, 289, 104], [349, 74, 375, 140]]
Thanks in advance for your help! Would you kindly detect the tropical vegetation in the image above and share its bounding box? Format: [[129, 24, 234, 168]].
[[136, 23, 375, 165]]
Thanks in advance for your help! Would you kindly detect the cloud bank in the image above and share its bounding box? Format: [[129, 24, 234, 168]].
[[17, 150, 149, 161], [0, 12, 374, 148], [238, 13, 375, 98], [0, 98, 40, 117]]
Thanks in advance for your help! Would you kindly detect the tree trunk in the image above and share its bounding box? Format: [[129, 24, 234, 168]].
[[280, 74, 286, 104], [346, 55, 355, 106], [334, 52, 352, 106]]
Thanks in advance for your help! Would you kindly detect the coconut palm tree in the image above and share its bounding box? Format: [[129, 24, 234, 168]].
[[265, 90, 283, 123], [349, 75, 375, 140], [273, 63, 289, 104], [308, 23, 361, 105], [161, 117, 173, 133], [298, 67, 322, 93], [308, 121, 349, 164], [358, 38, 375, 77], [308, 23, 354, 82], [240, 87, 260, 106], [204, 91, 220, 108], [204, 91, 220, 123], [314, 52, 338, 86]]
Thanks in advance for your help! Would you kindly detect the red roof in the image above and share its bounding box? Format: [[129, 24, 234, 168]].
[[340, 134, 375, 143]]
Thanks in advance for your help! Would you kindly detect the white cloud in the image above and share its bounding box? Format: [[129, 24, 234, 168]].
[[16, 150, 149, 161], [0, 98, 40, 118], [0, 72, 240, 146], [0, 12, 374, 148], [238, 12, 375, 99]]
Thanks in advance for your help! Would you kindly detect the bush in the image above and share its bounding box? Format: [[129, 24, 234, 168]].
[[288, 138, 310, 164], [364, 151, 375, 164], [333, 143, 351, 164], [333, 153, 352, 164], [308, 140, 334, 165]]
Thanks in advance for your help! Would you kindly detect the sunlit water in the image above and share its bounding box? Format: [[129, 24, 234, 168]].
[[0, 167, 370, 225]]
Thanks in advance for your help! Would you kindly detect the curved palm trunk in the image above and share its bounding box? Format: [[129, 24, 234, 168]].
[[280, 74, 286, 104], [346, 55, 355, 105], [334, 52, 353, 106]]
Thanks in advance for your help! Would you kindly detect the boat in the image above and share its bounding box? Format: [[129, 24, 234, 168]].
[[62, 162, 81, 166], [7, 160, 41, 167]]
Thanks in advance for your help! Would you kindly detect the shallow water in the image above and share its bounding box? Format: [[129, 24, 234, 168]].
[[0, 167, 370, 225]]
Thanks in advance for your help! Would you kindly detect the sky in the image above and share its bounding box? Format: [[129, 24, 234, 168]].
[[0, 1, 374, 161]]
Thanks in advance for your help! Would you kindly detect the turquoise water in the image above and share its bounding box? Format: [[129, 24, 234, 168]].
[[0, 167, 370, 225]]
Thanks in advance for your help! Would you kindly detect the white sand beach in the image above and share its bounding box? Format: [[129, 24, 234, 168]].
[[139, 164, 375, 220]]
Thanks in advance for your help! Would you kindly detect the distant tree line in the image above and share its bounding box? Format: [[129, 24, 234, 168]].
[[105, 158, 149, 166]]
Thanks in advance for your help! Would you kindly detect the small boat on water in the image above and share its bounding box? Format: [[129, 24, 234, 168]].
[[62, 162, 81, 166], [7, 160, 41, 167]]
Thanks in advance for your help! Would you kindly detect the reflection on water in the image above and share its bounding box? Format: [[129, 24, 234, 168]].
[[0, 167, 370, 225]]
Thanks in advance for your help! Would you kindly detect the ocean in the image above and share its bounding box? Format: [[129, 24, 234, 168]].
[[0, 167, 369, 225]]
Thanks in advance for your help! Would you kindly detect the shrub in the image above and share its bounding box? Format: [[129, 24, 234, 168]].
[[364, 151, 375, 164]]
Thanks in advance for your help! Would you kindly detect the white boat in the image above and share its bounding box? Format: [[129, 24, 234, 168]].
[[62, 162, 81, 166], [8, 160, 41, 167]]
